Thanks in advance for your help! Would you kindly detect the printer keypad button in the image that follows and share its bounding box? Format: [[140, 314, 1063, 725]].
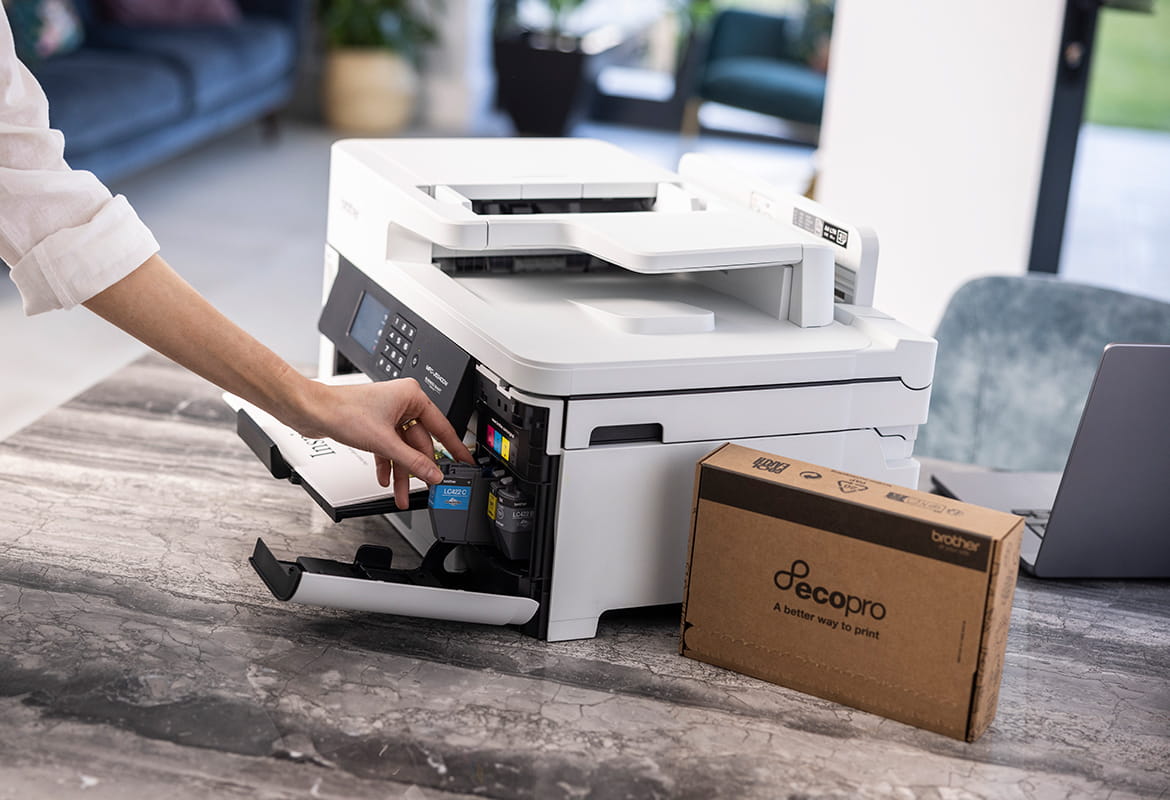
[[390, 316, 417, 340]]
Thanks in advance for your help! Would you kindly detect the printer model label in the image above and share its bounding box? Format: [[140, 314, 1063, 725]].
[[423, 362, 451, 396], [792, 207, 848, 249]]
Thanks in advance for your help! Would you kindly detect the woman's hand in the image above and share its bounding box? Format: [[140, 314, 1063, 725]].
[[296, 377, 475, 509]]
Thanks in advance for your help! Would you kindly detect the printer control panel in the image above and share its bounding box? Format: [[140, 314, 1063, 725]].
[[320, 255, 476, 432]]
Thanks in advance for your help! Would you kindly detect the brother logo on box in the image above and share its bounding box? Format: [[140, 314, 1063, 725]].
[[680, 443, 1023, 741]]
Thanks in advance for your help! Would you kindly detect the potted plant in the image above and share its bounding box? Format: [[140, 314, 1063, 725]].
[[492, 0, 590, 136], [319, 0, 439, 134]]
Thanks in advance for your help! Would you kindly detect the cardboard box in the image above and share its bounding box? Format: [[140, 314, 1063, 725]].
[[680, 444, 1022, 741]]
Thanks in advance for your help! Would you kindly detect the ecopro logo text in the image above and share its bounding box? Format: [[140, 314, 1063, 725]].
[[773, 559, 887, 620]]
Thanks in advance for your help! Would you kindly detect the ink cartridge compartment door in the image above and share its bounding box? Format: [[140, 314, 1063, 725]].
[[233, 417, 539, 627], [250, 538, 539, 626], [227, 394, 540, 629]]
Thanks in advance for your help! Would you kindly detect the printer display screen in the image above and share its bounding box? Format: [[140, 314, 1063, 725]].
[[349, 292, 389, 355]]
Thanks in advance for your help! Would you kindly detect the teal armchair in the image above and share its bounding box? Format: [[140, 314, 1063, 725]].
[[916, 275, 1170, 471], [684, 7, 828, 133]]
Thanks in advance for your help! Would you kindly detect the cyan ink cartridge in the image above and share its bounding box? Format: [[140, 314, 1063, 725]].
[[428, 459, 493, 545], [492, 477, 535, 561]]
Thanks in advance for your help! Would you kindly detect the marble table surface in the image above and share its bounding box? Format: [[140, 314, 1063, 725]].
[[0, 355, 1167, 799]]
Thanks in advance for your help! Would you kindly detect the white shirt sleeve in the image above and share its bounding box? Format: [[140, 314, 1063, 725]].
[[0, 9, 159, 315]]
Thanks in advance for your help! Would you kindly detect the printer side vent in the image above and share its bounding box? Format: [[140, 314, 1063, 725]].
[[834, 264, 857, 304]]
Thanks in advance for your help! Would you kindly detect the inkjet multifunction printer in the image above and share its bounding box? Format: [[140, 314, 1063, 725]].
[[238, 138, 936, 641]]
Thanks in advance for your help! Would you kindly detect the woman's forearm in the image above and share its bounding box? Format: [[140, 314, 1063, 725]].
[[82, 254, 472, 500], [82, 253, 320, 433]]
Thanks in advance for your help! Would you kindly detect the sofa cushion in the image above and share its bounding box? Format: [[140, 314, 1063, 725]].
[[701, 57, 826, 126], [85, 17, 294, 113], [34, 49, 186, 157], [99, 0, 241, 25]]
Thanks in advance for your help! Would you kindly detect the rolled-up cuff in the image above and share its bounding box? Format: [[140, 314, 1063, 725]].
[[11, 194, 160, 315]]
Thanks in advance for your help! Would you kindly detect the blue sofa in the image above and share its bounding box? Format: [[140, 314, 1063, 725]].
[[29, 0, 310, 183]]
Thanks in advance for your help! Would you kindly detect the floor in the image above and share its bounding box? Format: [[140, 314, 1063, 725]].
[[2, 354, 1166, 798], [1, 117, 1167, 441]]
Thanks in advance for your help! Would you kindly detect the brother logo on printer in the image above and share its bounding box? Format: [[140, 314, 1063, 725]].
[[773, 559, 887, 619], [931, 530, 982, 553], [752, 457, 790, 474]]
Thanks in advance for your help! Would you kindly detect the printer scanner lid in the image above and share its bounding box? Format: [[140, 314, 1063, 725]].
[[331, 138, 806, 274]]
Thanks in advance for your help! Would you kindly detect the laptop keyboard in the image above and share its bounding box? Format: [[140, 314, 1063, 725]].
[[1013, 508, 1051, 538]]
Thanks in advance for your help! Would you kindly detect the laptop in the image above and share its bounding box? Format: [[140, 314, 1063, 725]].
[[931, 343, 1170, 578]]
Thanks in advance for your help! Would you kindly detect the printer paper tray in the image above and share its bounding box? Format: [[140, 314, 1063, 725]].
[[250, 538, 539, 626]]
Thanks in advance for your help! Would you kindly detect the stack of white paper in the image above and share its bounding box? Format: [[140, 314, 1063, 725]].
[[224, 382, 424, 515]]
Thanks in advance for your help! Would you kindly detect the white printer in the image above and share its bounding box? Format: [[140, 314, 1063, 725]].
[[242, 138, 935, 642]]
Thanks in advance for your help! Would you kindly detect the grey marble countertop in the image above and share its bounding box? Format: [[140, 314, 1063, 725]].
[[0, 355, 1167, 799]]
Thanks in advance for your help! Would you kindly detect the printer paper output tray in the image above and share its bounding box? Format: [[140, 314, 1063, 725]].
[[234, 405, 429, 522], [250, 538, 539, 626]]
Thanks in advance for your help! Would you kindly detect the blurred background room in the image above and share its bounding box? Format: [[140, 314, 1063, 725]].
[[2, 0, 1167, 440]]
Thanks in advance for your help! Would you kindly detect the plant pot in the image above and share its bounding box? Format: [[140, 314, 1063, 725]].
[[493, 33, 588, 136], [323, 48, 417, 134]]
